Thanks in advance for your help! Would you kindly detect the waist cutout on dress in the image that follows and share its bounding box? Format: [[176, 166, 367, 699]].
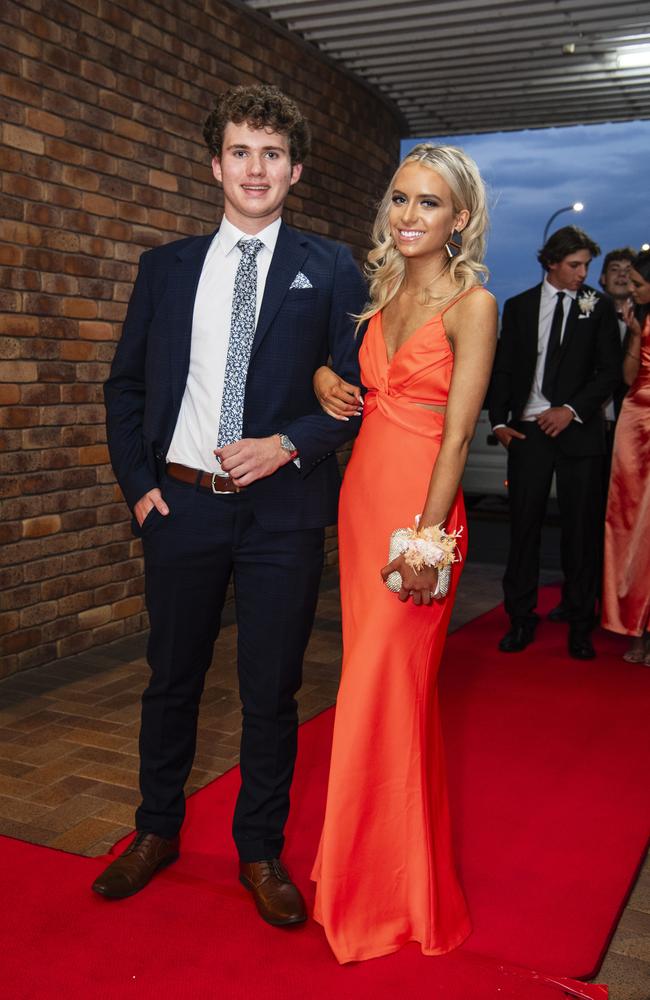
[[364, 388, 446, 438]]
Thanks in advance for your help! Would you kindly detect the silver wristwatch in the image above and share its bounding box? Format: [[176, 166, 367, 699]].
[[279, 433, 298, 458]]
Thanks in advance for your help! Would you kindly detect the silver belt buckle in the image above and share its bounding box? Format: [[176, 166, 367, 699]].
[[211, 472, 228, 494], [211, 472, 239, 494]]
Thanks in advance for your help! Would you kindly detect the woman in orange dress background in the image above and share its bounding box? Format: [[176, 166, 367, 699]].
[[602, 250, 650, 663], [310, 145, 497, 963]]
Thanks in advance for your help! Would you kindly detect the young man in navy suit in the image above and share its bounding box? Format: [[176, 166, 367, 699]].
[[95, 85, 366, 925], [489, 227, 622, 661]]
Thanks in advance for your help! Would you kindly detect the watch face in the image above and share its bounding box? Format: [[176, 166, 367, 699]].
[[280, 434, 296, 452]]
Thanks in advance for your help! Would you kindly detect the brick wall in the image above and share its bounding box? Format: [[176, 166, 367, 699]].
[[0, 0, 401, 677]]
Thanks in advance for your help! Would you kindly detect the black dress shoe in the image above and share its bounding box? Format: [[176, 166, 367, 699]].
[[92, 832, 180, 899], [498, 622, 536, 653], [548, 603, 569, 623], [239, 859, 307, 926], [568, 634, 596, 660]]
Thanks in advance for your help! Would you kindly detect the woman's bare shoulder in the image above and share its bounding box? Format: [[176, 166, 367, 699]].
[[461, 285, 497, 316], [446, 287, 497, 338]]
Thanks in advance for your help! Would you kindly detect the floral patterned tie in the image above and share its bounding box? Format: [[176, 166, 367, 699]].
[[217, 238, 264, 448]]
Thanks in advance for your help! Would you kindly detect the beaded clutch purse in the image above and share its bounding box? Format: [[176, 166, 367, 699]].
[[384, 528, 451, 598], [385, 528, 410, 593]]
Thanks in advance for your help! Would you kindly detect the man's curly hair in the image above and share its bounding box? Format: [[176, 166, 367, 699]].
[[203, 85, 311, 165]]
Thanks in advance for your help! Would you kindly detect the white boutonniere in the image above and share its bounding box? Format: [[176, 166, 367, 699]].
[[577, 289, 598, 318]]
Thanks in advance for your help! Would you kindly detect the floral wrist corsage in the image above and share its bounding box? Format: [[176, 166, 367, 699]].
[[385, 519, 463, 597]]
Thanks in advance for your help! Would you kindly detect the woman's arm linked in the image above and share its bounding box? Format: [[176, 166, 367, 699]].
[[313, 366, 363, 420]]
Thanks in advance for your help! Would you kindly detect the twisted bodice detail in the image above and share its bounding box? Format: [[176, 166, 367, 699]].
[[359, 286, 482, 437]]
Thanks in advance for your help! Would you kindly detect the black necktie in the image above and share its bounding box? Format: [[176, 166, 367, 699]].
[[541, 291, 566, 403]]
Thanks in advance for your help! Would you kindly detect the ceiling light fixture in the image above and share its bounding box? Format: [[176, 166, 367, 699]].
[[617, 47, 650, 68]]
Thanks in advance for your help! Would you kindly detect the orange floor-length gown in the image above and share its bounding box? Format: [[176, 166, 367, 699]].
[[311, 289, 479, 963], [602, 314, 650, 637]]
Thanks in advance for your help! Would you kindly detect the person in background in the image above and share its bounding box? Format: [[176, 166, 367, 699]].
[[549, 246, 635, 624], [602, 250, 650, 663], [489, 226, 621, 660], [600, 247, 635, 445], [600, 247, 635, 318]]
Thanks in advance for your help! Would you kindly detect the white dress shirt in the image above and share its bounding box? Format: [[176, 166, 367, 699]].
[[166, 216, 281, 473], [493, 279, 580, 431], [521, 278, 577, 420]]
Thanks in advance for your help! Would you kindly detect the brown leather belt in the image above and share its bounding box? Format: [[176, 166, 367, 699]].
[[166, 462, 241, 493]]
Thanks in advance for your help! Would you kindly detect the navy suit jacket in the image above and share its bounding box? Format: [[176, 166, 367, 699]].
[[104, 222, 367, 530], [488, 282, 622, 457]]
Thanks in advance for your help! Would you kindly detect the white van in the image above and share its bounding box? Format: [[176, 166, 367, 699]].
[[462, 410, 557, 500]]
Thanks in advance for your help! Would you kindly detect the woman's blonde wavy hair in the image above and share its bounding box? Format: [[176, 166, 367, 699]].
[[356, 143, 489, 329]]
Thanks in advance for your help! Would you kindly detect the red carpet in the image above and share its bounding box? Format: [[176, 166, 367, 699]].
[[2, 588, 648, 999], [440, 587, 650, 977]]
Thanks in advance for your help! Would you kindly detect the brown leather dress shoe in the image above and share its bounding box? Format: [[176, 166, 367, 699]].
[[239, 859, 307, 927], [92, 832, 179, 900]]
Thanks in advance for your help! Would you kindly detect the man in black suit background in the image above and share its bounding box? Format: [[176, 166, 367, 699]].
[[600, 247, 635, 429], [546, 245, 635, 624], [94, 85, 366, 924], [489, 226, 622, 659]]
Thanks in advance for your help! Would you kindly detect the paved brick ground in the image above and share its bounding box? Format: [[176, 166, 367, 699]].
[[0, 563, 647, 997]]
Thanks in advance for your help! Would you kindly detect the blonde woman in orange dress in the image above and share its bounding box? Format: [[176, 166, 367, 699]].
[[310, 145, 497, 963], [602, 250, 650, 663]]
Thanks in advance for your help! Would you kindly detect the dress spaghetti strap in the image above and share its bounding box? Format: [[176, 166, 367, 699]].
[[439, 284, 484, 317]]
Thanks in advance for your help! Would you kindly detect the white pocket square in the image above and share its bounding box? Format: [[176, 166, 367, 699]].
[[289, 271, 313, 289]]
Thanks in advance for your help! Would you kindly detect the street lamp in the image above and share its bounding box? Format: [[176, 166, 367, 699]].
[[542, 202, 584, 245], [641, 243, 650, 252]]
